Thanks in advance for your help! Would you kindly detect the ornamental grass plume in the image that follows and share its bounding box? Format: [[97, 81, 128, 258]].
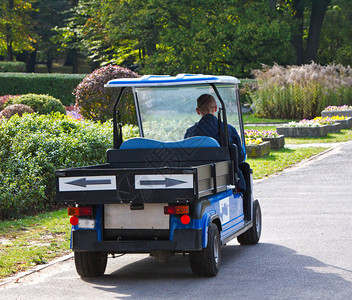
[[251, 63, 352, 120]]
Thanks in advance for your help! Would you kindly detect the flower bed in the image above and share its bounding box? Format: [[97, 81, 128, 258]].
[[277, 120, 329, 137], [313, 117, 341, 133], [331, 116, 352, 129], [321, 105, 352, 118], [245, 130, 285, 150], [245, 137, 270, 157]]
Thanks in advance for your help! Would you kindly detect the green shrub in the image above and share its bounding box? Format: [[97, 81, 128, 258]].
[[6, 94, 66, 115], [251, 63, 352, 119], [0, 61, 26, 72], [0, 73, 86, 106], [0, 104, 34, 119], [0, 113, 114, 220], [0, 113, 140, 220], [75, 65, 139, 124]]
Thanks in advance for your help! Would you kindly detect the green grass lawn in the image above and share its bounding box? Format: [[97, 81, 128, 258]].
[[247, 146, 328, 180], [242, 113, 295, 124], [0, 210, 71, 279]]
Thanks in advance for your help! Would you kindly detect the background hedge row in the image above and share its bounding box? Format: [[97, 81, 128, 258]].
[[0, 62, 26, 73], [0, 73, 86, 106]]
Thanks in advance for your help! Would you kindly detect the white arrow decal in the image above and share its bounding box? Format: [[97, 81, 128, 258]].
[[59, 176, 116, 191], [135, 174, 193, 189]]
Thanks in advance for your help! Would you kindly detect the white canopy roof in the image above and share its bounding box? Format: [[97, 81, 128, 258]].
[[105, 74, 240, 87]]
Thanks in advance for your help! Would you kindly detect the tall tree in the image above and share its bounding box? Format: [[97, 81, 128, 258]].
[[0, 0, 35, 61], [317, 0, 352, 66], [304, 0, 331, 62], [31, 0, 71, 72], [283, 0, 332, 64]]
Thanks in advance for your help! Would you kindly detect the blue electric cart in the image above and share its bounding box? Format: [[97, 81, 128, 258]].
[[55, 74, 262, 277]]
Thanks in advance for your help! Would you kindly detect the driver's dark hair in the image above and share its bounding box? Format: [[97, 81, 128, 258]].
[[197, 94, 216, 114]]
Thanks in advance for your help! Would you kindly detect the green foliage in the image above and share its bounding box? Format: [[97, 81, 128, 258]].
[[0, 104, 34, 119], [0, 61, 26, 72], [0, 113, 114, 220], [251, 63, 352, 119], [94, 0, 294, 77], [6, 94, 66, 115], [318, 0, 352, 66], [0, 0, 35, 56], [75, 65, 139, 123], [0, 73, 85, 105]]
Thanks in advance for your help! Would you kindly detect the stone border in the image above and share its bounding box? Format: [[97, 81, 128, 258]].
[[325, 123, 341, 134], [262, 135, 285, 150], [321, 110, 352, 118], [246, 141, 270, 158], [335, 117, 352, 129], [277, 125, 328, 137]]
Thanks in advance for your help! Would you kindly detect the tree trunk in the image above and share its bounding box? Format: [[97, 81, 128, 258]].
[[291, 0, 304, 65], [27, 51, 37, 73], [268, 0, 276, 10], [47, 54, 53, 73], [72, 49, 78, 73], [304, 0, 331, 63], [6, 0, 14, 61]]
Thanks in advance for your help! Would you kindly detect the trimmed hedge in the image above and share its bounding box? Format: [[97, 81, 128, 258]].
[[0, 61, 26, 72], [0, 73, 86, 106]]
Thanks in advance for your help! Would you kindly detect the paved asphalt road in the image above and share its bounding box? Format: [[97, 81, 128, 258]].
[[1, 142, 352, 299]]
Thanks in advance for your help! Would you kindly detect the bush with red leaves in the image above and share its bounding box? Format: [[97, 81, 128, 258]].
[[75, 65, 139, 124]]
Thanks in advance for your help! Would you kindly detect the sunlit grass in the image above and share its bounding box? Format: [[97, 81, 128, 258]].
[[242, 113, 295, 124], [248, 147, 329, 180], [0, 209, 71, 279]]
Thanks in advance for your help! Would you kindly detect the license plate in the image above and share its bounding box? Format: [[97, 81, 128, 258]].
[[78, 219, 95, 229]]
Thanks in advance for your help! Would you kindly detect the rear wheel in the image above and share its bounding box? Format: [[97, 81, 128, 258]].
[[74, 251, 108, 277], [237, 200, 262, 245], [189, 223, 220, 277]]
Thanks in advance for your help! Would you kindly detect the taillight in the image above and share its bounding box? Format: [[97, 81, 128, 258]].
[[164, 205, 189, 215], [70, 216, 79, 226], [68, 206, 93, 216], [180, 215, 191, 225]]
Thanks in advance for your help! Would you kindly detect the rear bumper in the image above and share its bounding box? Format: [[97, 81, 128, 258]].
[[72, 229, 202, 253]]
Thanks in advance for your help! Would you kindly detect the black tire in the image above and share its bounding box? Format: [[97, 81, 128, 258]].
[[189, 223, 221, 277], [237, 200, 262, 245], [74, 251, 108, 277]]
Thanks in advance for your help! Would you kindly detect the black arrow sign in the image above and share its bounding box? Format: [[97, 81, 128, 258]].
[[140, 177, 187, 187], [67, 178, 111, 187]]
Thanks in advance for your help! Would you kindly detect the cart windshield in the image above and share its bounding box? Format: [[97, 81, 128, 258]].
[[134, 84, 243, 143]]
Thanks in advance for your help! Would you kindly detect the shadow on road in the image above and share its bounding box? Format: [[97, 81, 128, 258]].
[[81, 243, 352, 299]]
